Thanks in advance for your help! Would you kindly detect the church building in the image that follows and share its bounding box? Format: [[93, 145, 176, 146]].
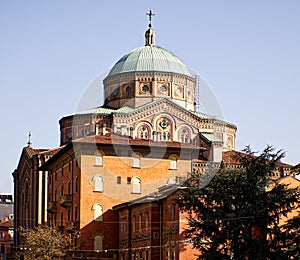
[[12, 11, 295, 260]]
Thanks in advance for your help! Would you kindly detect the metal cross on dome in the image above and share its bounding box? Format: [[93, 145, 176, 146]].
[[146, 10, 155, 24]]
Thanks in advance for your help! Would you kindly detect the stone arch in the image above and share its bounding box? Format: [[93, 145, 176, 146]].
[[135, 121, 153, 140], [91, 203, 104, 221], [93, 233, 105, 251], [94, 150, 104, 166], [132, 152, 142, 168], [131, 176, 141, 194], [169, 154, 179, 170], [92, 175, 103, 192], [177, 125, 193, 144], [153, 113, 176, 141]]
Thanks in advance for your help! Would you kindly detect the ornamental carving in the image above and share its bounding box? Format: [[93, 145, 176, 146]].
[[131, 233, 151, 243]]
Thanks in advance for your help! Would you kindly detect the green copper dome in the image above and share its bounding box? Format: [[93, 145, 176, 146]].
[[108, 45, 192, 77]]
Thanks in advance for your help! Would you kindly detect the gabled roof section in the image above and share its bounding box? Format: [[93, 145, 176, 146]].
[[107, 97, 216, 123], [24, 146, 48, 158], [39, 146, 64, 156], [61, 97, 236, 129], [113, 184, 181, 210]]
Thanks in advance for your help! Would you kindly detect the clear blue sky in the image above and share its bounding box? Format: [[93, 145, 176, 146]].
[[1, 1, 299, 193]]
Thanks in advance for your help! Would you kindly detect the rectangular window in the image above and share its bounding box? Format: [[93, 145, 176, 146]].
[[132, 216, 136, 231], [127, 177, 131, 184], [133, 156, 141, 168], [68, 208, 71, 221], [95, 156, 103, 166], [145, 251, 149, 260], [170, 159, 177, 170], [145, 212, 149, 229], [139, 214, 142, 230], [171, 250, 175, 260], [171, 204, 176, 221], [75, 176, 78, 192], [121, 218, 126, 233], [117, 176, 121, 184]]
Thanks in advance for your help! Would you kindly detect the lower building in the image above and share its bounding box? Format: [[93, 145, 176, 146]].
[[0, 219, 14, 260], [113, 184, 200, 260], [39, 132, 206, 258]]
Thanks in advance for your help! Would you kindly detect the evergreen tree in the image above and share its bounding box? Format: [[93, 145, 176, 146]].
[[178, 146, 299, 259], [281, 213, 300, 258]]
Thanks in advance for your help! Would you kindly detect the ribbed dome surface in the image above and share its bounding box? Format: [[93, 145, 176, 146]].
[[108, 45, 192, 77]]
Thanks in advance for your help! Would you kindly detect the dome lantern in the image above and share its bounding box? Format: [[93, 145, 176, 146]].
[[145, 10, 155, 46]]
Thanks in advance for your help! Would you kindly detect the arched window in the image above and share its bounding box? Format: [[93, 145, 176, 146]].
[[169, 155, 178, 170], [95, 154, 103, 166], [75, 204, 78, 222], [137, 125, 150, 139], [75, 176, 78, 192], [92, 204, 103, 221], [171, 203, 176, 221], [67, 208, 71, 221], [126, 85, 132, 95], [132, 215, 136, 231], [132, 177, 141, 194], [60, 212, 64, 226], [94, 235, 103, 251], [68, 181, 71, 195], [156, 117, 171, 141], [93, 175, 103, 192], [139, 214, 142, 230], [179, 128, 190, 144], [145, 212, 149, 229], [61, 184, 64, 196], [132, 153, 141, 168]]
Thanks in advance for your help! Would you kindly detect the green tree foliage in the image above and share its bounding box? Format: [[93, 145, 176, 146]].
[[15, 225, 67, 260], [281, 213, 300, 258], [178, 146, 299, 260]]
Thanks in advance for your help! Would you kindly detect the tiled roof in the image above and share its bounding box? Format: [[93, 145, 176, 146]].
[[24, 146, 63, 157], [24, 146, 48, 157], [113, 185, 180, 210], [39, 146, 64, 156], [0, 219, 13, 228], [222, 150, 292, 168]]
